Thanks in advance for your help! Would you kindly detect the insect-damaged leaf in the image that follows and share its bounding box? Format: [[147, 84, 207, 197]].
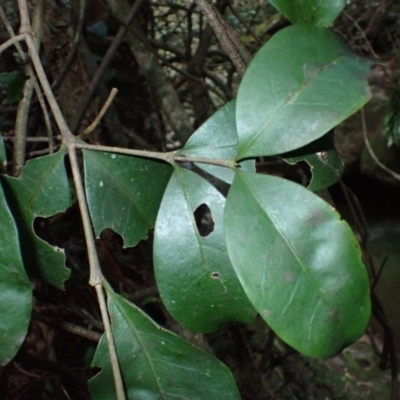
[[236, 25, 372, 159], [89, 289, 241, 400], [83, 151, 172, 247], [153, 166, 256, 332], [224, 171, 371, 358], [1, 147, 71, 287], [283, 131, 344, 191]]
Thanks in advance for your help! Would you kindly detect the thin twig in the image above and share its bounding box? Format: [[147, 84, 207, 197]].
[[0, 5, 53, 154], [3, 135, 62, 142], [16, 1, 125, 398], [75, 141, 237, 168], [12, 0, 44, 176], [99, 13, 228, 102], [13, 361, 43, 379], [17, 5, 72, 140], [79, 88, 118, 138], [95, 283, 126, 400], [71, 0, 145, 134], [27, 146, 60, 157], [0, 33, 26, 53], [371, 256, 388, 292], [77, 141, 172, 162], [361, 108, 400, 181], [203, 67, 233, 99], [343, 10, 380, 60], [227, 3, 262, 45], [33, 312, 101, 341], [174, 154, 236, 168]]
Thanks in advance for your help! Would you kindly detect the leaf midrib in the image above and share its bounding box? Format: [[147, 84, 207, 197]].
[[237, 55, 345, 159]]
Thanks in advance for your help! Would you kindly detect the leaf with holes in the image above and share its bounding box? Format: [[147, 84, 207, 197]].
[[1, 147, 71, 287], [0, 184, 31, 366], [283, 131, 344, 191], [153, 166, 256, 332], [224, 171, 370, 358], [89, 288, 242, 400], [83, 151, 172, 247], [236, 25, 372, 160], [269, 0, 346, 26]]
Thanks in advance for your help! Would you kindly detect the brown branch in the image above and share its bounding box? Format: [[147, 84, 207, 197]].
[[79, 88, 118, 139], [12, 0, 44, 176], [33, 312, 102, 342], [0, 32, 26, 53], [193, 0, 251, 76], [3, 135, 62, 142]]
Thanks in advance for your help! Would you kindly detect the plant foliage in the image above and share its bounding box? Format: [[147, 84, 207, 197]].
[[0, 0, 374, 398], [89, 286, 242, 400]]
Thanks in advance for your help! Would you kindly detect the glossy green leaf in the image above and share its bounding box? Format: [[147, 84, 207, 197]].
[[153, 166, 256, 332], [1, 147, 71, 287], [178, 100, 238, 160], [236, 25, 372, 160], [269, 0, 345, 26], [284, 131, 344, 191], [177, 100, 238, 184], [0, 184, 31, 366], [224, 171, 371, 358], [176, 100, 254, 184], [89, 289, 241, 400], [83, 151, 172, 247]]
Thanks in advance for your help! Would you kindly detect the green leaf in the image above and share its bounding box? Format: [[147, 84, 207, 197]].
[[283, 131, 344, 191], [154, 166, 256, 332], [236, 25, 372, 160], [269, 0, 345, 26], [0, 71, 28, 104], [196, 159, 255, 185], [0, 184, 31, 366], [224, 171, 371, 358], [177, 100, 238, 184], [89, 289, 242, 400], [83, 151, 172, 247], [177, 100, 254, 184], [1, 147, 71, 287], [178, 100, 238, 160]]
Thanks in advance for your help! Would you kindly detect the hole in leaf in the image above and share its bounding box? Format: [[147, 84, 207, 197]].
[[256, 156, 311, 187], [194, 204, 214, 237], [211, 272, 220, 278], [142, 302, 167, 326]]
